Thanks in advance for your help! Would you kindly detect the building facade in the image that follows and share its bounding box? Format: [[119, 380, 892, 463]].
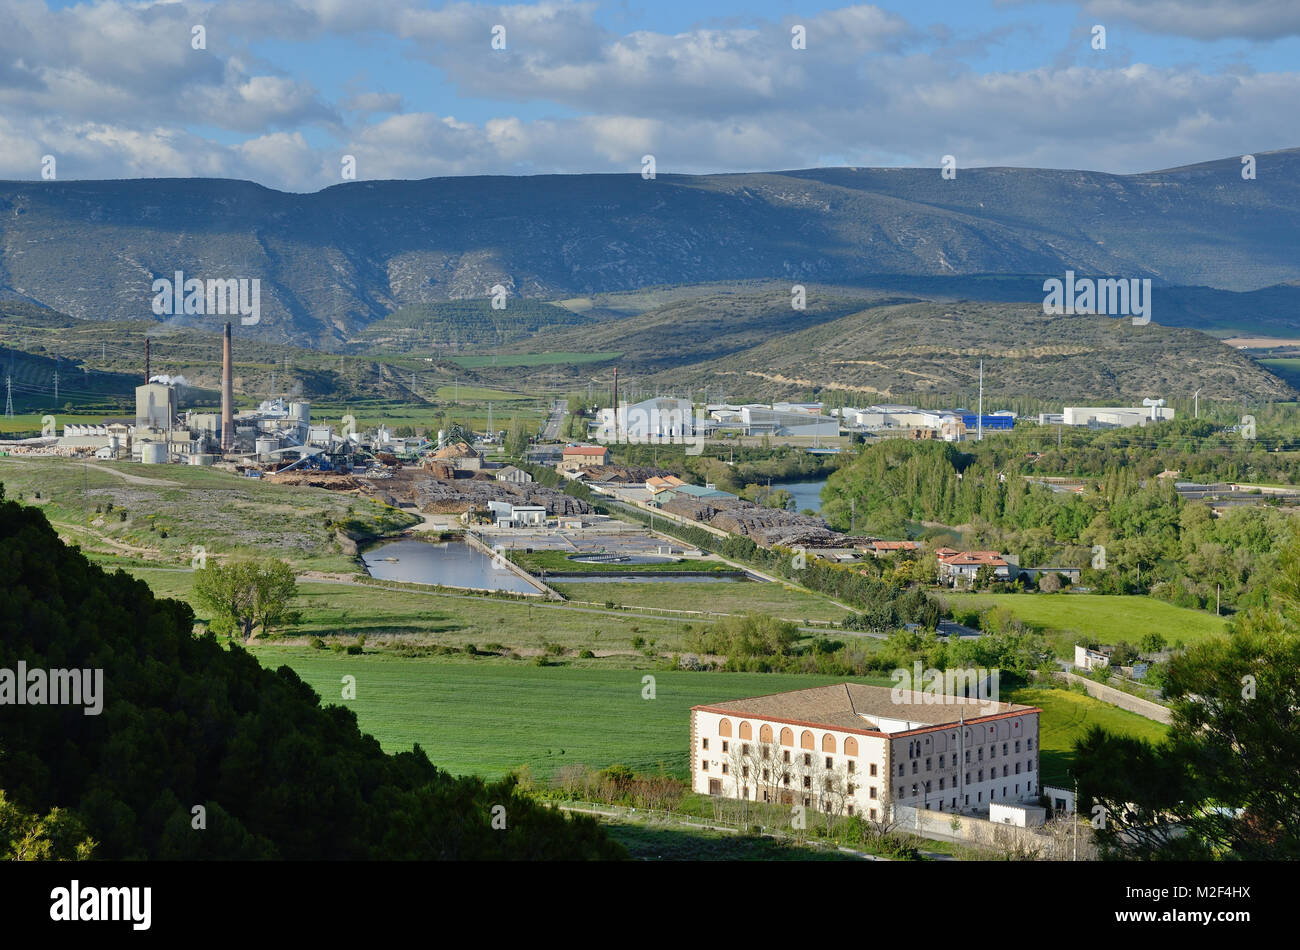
[[691, 683, 1041, 819]]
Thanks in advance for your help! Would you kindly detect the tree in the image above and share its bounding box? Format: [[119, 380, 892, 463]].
[[1037, 571, 1062, 593], [193, 559, 299, 641], [973, 563, 996, 589], [505, 414, 528, 457]]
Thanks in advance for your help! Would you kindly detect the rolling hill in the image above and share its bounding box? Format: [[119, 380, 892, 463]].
[[4, 148, 1300, 347]]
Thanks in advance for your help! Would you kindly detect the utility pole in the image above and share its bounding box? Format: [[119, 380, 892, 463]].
[[53, 369, 59, 403], [977, 359, 983, 442], [4, 374, 12, 418]]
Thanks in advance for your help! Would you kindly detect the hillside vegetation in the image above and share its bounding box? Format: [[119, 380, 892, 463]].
[[0, 489, 623, 859]]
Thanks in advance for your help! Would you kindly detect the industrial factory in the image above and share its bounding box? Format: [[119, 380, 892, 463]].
[[20, 323, 410, 472]]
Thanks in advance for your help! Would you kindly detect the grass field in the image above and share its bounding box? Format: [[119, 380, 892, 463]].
[[0, 412, 115, 435], [449, 351, 621, 369], [943, 592, 1228, 652], [1016, 686, 1168, 785], [124, 569, 694, 655], [243, 655, 890, 779], [550, 579, 851, 623], [1259, 358, 1300, 390], [432, 385, 533, 403], [604, 821, 858, 861], [243, 651, 1169, 785]]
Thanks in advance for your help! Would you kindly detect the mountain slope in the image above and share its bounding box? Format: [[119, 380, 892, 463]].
[[646, 300, 1295, 403], [3, 148, 1299, 347]]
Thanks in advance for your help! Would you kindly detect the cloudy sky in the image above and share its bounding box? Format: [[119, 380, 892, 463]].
[[0, 0, 1296, 191]]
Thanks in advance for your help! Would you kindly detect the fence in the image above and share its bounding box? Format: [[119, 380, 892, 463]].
[[1052, 671, 1172, 724]]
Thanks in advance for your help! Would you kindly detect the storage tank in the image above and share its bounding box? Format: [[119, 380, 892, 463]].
[[188, 453, 217, 466], [140, 442, 168, 465], [255, 437, 280, 461], [288, 402, 310, 425]]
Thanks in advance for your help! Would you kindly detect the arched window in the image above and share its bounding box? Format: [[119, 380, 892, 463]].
[[801, 730, 815, 750], [780, 727, 794, 747], [760, 724, 773, 743], [739, 721, 752, 740], [718, 718, 732, 737], [844, 737, 859, 756], [822, 734, 837, 753]]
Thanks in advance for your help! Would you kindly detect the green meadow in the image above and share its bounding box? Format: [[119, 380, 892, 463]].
[[244, 651, 1167, 786], [943, 592, 1228, 653]]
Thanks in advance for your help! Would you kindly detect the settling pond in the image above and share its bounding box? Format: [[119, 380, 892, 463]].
[[361, 538, 539, 594]]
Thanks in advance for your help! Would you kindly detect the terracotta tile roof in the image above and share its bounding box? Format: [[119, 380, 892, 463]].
[[693, 682, 1035, 733], [562, 445, 608, 456]]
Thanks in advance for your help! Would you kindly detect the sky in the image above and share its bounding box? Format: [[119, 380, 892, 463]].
[[0, 0, 1297, 191]]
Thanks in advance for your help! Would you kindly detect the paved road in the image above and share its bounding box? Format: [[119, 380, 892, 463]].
[[542, 400, 566, 440]]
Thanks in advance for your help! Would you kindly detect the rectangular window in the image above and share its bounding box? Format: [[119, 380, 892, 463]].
[[939, 755, 945, 768], [742, 744, 750, 755], [721, 763, 728, 774], [1003, 743, 1008, 755], [898, 764, 904, 777], [869, 763, 877, 777], [848, 761, 855, 774], [1028, 738, 1034, 750], [702, 761, 708, 771], [847, 784, 855, 795], [847, 805, 854, 817], [990, 746, 996, 758], [869, 786, 878, 799], [762, 769, 769, 781], [925, 757, 931, 770], [722, 741, 729, 753], [965, 750, 970, 764], [762, 746, 769, 760], [965, 772, 971, 784], [1015, 763, 1021, 774], [803, 753, 811, 767], [1015, 740, 1021, 753], [939, 778, 945, 790], [803, 776, 811, 789], [869, 808, 877, 820], [702, 738, 708, 750], [911, 761, 918, 774], [783, 750, 790, 763], [825, 756, 833, 769], [742, 766, 749, 777], [783, 775, 790, 787]]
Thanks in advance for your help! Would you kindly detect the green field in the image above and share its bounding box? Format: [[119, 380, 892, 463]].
[[432, 384, 533, 403], [1017, 686, 1168, 785], [0, 412, 118, 435], [244, 655, 888, 778], [124, 570, 693, 655], [450, 351, 621, 369], [550, 579, 850, 623], [943, 592, 1228, 652], [244, 651, 1168, 786], [1259, 358, 1300, 390]]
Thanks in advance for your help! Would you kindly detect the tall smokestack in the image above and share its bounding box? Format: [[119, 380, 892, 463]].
[[612, 367, 619, 442], [144, 338, 150, 383], [221, 322, 234, 453]]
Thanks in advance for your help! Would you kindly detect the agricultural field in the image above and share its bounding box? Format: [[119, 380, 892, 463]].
[[942, 592, 1229, 654], [0, 455, 415, 572], [242, 651, 1168, 788], [549, 578, 852, 623], [449, 351, 621, 369]]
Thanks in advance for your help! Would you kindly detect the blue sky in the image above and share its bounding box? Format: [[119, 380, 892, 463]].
[[5, 0, 1299, 190]]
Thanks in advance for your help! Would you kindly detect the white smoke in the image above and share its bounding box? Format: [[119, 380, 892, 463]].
[[148, 374, 189, 387]]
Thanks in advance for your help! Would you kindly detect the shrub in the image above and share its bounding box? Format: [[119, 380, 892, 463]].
[[346, 645, 364, 655], [578, 649, 595, 659], [309, 637, 326, 650], [330, 642, 346, 654], [631, 635, 646, 650]]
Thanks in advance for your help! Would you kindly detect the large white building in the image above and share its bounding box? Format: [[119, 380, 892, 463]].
[[595, 397, 695, 442], [691, 683, 1041, 819], [1063, 406, 1174, 428]]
